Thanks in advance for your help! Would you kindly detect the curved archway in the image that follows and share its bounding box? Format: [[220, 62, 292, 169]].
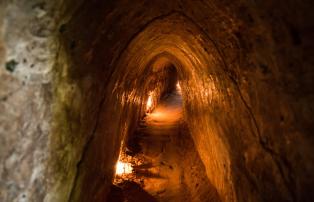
[[111, 13, 235, 201]]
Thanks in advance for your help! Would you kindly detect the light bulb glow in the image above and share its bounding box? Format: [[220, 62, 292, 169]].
[[176, 82, 181, 93], [115, 161, 133, 175], [146, 92, 153, 111]]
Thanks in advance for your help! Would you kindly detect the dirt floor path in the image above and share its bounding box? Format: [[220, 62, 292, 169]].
[[108, 87, 221, 202], [135, 90, 191, 202]]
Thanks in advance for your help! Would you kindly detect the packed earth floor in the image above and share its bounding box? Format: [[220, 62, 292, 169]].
[[109, 87, 221, 202]]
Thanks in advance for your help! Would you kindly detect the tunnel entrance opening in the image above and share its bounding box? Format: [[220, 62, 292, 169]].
[[108, 62, 221, 202]]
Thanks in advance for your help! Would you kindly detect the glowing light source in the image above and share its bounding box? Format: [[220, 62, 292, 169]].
[[146, 92, 153, 111], [115, 161, 133, 175], [176, 82, 181, 93]]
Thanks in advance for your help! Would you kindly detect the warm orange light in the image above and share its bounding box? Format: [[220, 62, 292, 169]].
[[176, 82, 181, 93], [115, 161, 133, 175], [146, 92, 153, 111]]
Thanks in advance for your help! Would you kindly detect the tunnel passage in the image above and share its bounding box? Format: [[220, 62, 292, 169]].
[[1, 0, 313, 202], [110, 65, 221, 202], [54, 3, 314, 202], [88, 15, 238, 202]]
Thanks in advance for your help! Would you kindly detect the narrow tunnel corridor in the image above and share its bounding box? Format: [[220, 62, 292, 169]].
[[0, 1, 314, 202], [110, 82, 221, 202]]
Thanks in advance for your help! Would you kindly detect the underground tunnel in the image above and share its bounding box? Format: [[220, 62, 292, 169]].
[[0, 0, 314, 202]]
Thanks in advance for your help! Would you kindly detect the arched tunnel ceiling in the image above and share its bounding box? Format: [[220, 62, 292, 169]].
[[0, 0, 313, 202], [113, 13, 235, 201]]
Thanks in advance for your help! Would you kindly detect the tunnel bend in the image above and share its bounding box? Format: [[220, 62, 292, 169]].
[[108, 14, 234, 202]]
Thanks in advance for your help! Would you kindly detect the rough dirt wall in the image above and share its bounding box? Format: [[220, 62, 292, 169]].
[[0, 0, 87, 201], [0, 0, 313, 202], [0, 1, 64, 201]]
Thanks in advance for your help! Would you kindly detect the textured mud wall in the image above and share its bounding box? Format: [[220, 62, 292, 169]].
[[0, 1, 65, 201], [0, 0, 313, 202], [178, 124, 221, 202], [0, 1, 88, 201]]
